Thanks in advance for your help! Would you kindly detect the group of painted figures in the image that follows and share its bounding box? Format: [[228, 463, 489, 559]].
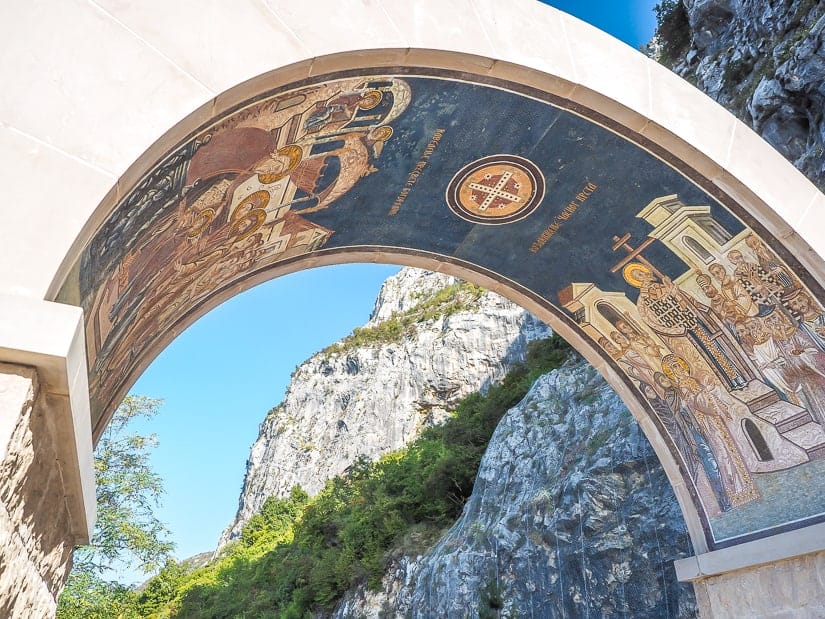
[[597, 235, 825, 516], [84, 78, 412, 420], [79, 68, 825, 526]]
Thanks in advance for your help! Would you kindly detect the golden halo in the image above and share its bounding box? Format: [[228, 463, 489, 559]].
[[230, 190, 270, 241], [187, 208, 215, 238], [661, 354, 689, 381], [370, 126, 393, 141], [231, 210, 266, 242], [278, 144, 303, 169], [257, 145, 303, 184], [358, 90, 382, 110], [623, 262, 652, 288]]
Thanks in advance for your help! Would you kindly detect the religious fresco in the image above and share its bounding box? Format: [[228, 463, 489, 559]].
[[60, 71, 825, 550]]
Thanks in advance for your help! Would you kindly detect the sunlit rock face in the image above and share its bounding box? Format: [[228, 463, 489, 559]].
[[219, 267, 551, 546], [331, 362, 697, 619], [675, 0, 825, 188]]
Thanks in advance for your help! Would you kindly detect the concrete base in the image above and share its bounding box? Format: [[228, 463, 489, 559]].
[[0, 364, 76, 618], [693, 549, 825, 618], [676, 523, 825, 618]]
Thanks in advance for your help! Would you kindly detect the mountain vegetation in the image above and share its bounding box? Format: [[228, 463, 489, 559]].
[[56, 396, 174, 619], [70, 335, 572, 618], [322, 280, 485, 355]]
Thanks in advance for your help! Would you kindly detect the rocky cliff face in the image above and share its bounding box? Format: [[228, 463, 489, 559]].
[[332, 361, 696, 619], [220, 268, 551, 546], [222, 269, 697, 617], [224, 4, 825, 604], [668, 0, 825, 188]]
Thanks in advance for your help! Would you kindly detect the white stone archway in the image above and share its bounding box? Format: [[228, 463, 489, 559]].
[[1, 2, 824, 617]]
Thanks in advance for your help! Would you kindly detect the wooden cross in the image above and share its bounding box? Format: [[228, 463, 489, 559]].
[[610, 233, 664, 279]]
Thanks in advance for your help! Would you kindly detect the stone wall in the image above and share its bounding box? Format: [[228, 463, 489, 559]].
[[693, 550, 825, 619], [0, 363, 75, 618]]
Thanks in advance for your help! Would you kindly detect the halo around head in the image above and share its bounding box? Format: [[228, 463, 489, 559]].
[[370, 126, 393, 142], [661, 354, 690, 381], [623, 262, 653, 288]]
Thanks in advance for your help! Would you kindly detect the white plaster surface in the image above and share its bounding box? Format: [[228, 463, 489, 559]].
[[0, 296, 84, 392], [645, 60, 738, 172], [0, 126, 114, 299], [723, 122, 821, 228], [460, 0, 574, 78], [796, 193, 825, 266], [561, 11, 652, 122], [0, 0, 213, 175], [93, 0, 310, 94], [380, 0, 495, 58], [267, 0, 404, 59]]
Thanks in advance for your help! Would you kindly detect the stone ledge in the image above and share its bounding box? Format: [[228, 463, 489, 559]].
[[675, 521, 825, 581], [0, 297, 95, 543]]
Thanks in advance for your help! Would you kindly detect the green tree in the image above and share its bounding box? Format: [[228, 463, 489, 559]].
[[653, 0, 691, 64], [56, 571, 139, 619], [57, 395, 174, 618]]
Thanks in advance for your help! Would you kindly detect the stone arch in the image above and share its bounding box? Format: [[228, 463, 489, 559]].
[[50, 65, 825, 560], [2, 2, 825, 616]]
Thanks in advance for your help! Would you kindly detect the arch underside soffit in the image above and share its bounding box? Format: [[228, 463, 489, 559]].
[[57, 68, 825, 554]]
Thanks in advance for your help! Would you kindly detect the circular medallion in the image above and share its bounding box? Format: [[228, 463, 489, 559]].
[[446, 155, 545, 225]]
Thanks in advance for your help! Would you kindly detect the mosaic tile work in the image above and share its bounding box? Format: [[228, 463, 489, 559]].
[[61, 73, 825, 550]]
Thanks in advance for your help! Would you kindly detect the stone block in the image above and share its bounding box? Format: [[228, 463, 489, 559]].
[[693, 549, 825, 618], [0, 363, 75, 618]]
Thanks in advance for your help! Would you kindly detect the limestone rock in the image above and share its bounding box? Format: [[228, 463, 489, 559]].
[[331, 361, 696, 619], [684, 0, 735, 52], [668, 0, 825, 188], [219, 268, 550, 546]]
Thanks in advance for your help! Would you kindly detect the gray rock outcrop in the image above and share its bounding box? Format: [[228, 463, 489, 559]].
[[219, 268, 550, 546], [668, 0, 825, 188], [332, 361, 696, 619]]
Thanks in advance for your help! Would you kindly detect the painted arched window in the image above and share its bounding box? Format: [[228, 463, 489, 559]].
[[695, 214, 733, 245], [743, 419, 774, 462], [596, 301, 623, 327], [682, 235, 714, 264]]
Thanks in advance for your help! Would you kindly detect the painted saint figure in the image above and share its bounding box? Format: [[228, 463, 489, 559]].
[[662, 355, 759, 509], [615, 318, 668, 361], [645, 375, 730, 514], [624, 262, 754, 391], [81, 77, 413, 419]]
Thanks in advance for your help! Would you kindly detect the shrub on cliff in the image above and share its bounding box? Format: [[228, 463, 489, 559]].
[[139, 335, 573, 618], [654, 0, 690, 65]]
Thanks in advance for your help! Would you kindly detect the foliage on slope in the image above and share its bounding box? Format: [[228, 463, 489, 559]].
[[323, 281, 485, 354], [56, 396, 174, 618], [110, 334, 572, 618], [652, 0, 690, 65]]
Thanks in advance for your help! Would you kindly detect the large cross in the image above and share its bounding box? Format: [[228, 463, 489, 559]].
[[610, 233, 664, 279], [468, 171, 521, 211]]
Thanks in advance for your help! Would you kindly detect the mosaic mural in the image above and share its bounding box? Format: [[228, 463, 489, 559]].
[[60, 72, 825, 550]]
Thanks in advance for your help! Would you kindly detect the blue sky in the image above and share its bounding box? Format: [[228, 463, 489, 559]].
[[126, 0, 661, 577]]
